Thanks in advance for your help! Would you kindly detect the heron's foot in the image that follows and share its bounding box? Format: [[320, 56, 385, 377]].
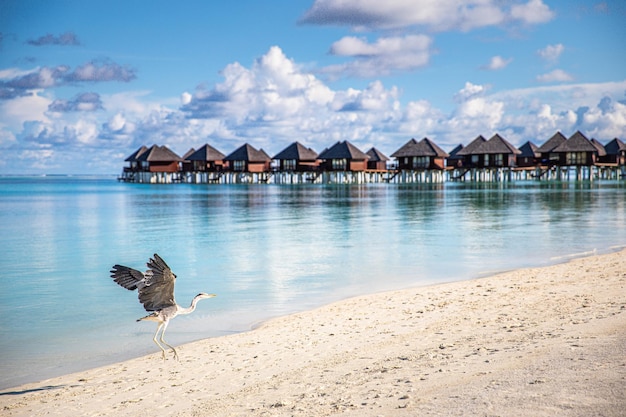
[[171, 348, 179, 361]]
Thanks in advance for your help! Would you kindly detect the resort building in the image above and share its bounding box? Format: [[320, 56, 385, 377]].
[[365, 148, 390, 171], [552, 131, 601, 166], [224, 143, 271, 173], [182, 143, 227, 172], [454, 135, 487, 168], [517, 141, 540, 168], [602, 138, 626, 165], [536, 131, 567, 166], [117, 130, 625, 184], [272, 141, 319, 172], [391, 137, 449, 170], [317, 141, 370, 172]]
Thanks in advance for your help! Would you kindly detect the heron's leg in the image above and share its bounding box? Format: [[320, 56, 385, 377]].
[[160, 321, 179, 360], [153, 322, 167, 360]]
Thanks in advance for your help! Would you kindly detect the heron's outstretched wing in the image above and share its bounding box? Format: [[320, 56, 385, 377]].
[[138, 253, 176, 311], [110, 265, 145, 291]]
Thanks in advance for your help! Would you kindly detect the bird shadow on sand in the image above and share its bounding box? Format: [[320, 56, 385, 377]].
[[0, 384, 70, 396]]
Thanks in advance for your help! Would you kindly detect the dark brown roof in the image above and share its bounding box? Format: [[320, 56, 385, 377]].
[[136, 145, 182, 162], [553, 131, 597, 153], [537, 131, 567, 153], [224, 143, 271, 162], [273, 141, 319, 160], [455, 135, 487, 156], [590, 139, 607, 157], [317, 141, 369, 160], [186, 143, 226, 161], [518, 141, 539, 158], [391, 137, 449, 158], [448, 144, 464, 158], [182, 148, 196, 159], [473, 134, 521, 155], [125, 145, 148, 162], [366, 147, 390, 162], [605, 137, 626, 155]]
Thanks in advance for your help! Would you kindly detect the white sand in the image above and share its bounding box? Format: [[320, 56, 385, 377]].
[[1, 250, 625, 416]]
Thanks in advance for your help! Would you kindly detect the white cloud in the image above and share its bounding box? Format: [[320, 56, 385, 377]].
[[325, 35, 433, 78], [537, 43, 564, 63], [0, 92, 51, 132], [454, 82, 487, 102], [482, 56, 513, 71], [510, 0, 555, 24], [300, 0, 554, 31], [536, 69, 574, 83]]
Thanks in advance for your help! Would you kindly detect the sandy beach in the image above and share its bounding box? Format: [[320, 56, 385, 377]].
[[1, 250, 625, 416]]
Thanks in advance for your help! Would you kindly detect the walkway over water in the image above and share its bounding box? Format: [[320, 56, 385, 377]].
[[119, 165, 626, 184]]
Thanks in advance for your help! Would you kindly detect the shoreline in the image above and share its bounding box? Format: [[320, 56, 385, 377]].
[[2, 249, 625, 416]]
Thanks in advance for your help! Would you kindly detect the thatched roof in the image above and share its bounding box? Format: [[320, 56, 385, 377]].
[[590, 139, 607, 157], [224, 143, 271, 162], [136, 145, 182, 162], [605, 138, 626, 155], [553, 131, 597, 153], [366, 147, 390, 162], [537, 131, 567, 153], [518, 141, 539, 158], [472, 134, 521, 155], [124, 145, 148, 162], [318, 141, 369, 160], [391, 137, 449, 158], [273, 142, 318, 160], [186, 143, 226, 161], [455, 135, 487, 156]]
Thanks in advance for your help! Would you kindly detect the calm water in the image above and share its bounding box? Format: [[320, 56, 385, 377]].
[[0, 176, 625, 389]]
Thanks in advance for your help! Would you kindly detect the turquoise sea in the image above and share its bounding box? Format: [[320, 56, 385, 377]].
[[0, 176, 625, 389]]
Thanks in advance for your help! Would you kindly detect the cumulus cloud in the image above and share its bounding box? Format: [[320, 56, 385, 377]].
[[537, 69, 574, 83], [27, 32, 81, 46], [300, 0, 554, 31], [325, 34, 433, 78], [537, 43, 564, 63], [481, 56, 512, 71], [48, 92, 103, 112]]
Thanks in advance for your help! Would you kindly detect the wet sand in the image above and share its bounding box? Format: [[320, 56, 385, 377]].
[[1, 249, 625, 416]]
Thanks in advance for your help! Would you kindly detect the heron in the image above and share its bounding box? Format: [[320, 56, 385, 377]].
[[109, 253, 216, 360]]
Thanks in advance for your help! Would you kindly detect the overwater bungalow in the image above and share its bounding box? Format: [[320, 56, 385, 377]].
[[602, 138, 626, 165], [366, 147, 390, 171], [317, 141, 369, 171], [454, 135, 487, 168], [391, 137, 449, 170], [183, 143, 227, 172], [517, 141, 540, 168], [446, 144, 464, 168], [552, 131, 600, 166], [224, 143, 271, 173], [272, 141, 319, 171], [591, 138, 608, 162], [536, 131, 567, 166], [464, 134, 520, 168], [136, 144, 183, 173], [123, 145, 148, 171]]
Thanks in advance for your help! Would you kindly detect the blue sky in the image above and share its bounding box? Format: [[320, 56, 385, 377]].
[[0, 0, 625, 174]]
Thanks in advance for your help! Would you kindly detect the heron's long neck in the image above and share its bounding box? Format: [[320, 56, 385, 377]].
[[178, 295, 203, 315]]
